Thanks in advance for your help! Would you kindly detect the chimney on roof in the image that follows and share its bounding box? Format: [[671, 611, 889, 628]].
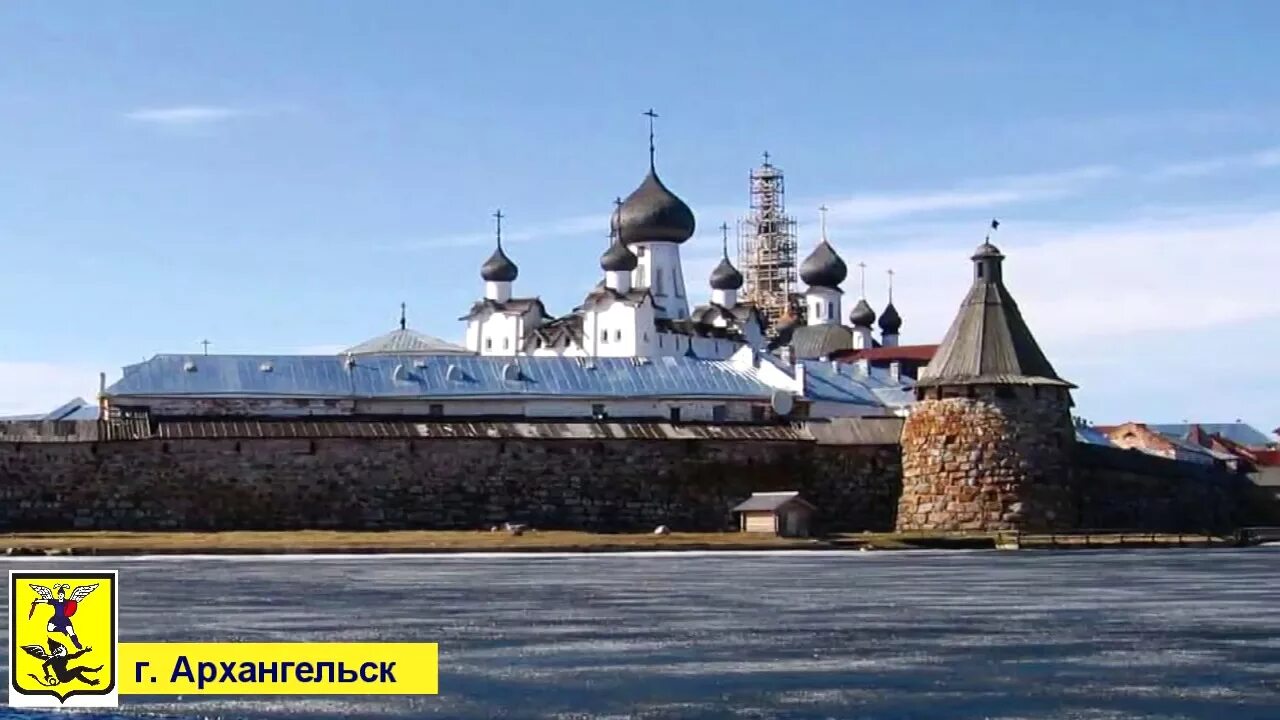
[[779, 345, 794, 368]]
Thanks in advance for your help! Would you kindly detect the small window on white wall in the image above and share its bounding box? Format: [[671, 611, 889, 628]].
[[827, 302, 833, 317], [614, 329, 622, 341], [655, 271, 665, 295], [814, 301, 820, 317], [502, 338, 509, 350], [484, 338, 492, 350], [674, 270, 684, 298], [643, 332, 649, 342], [601, 329, 609, 343]]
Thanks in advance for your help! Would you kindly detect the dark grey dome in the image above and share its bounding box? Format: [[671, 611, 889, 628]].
[[611, 169, 696, 244], [709, 256, 743, 291], [849, 298, 876, 327], [972, 241, 1003, 260], [600, 238, 638, 272], [878, 301, 901, 334], [800, 240, 847, 288], [481, 245, 518, 282]]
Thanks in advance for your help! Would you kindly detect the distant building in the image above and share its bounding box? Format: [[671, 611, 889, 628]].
[[732, 491, 815, 537], [0, 397, 99, 422], [1102, 422, 1230, 467], [831, 344, 938, 382], [1145, 423, 1276, 450]]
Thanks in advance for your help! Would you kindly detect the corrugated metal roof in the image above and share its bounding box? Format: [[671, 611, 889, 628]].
[[1150, 423, 1274, 448], [918, 246, 1073, 389], [106, 354, 780, 400], [154, 419, 811, 441], [343, 328, 471, 356], [731, 491, 815, 512]]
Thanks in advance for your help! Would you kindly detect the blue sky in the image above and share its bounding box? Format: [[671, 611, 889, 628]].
[[1, 1, 1277, 428]]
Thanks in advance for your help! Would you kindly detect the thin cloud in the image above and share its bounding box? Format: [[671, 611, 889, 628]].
[[1149, 145, 1280, 180], [821, 165, 1117, 225], [398, 168, 1113, 252], [841, 206, 1280, 345], [400, 214, 607, 250], [124, 105, 257, 126]]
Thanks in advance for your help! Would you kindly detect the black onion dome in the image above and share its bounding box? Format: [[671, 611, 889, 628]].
[[481, 245, 518, 282], [611, 169, 696, 244], [849, 298, 876, 327], [600, 238, 638, 272], [709, 256, 744, 291], [878, 301, 902, 333], [799, 240, 847, 288]]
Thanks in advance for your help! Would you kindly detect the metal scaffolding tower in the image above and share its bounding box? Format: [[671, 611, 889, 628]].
[[737, 154, 801, 334]]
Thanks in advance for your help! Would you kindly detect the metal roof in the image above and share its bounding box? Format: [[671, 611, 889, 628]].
[[799, 240, 847, 288], [918, 243, 1073, 389], [105, 354, 780, 400], [1150, 423, 1274, 448], [0, 397, 100, 422], [731, 491, 816, 513], [800, 361, 913, 408], [788, 324, 854, 360], [343, 328, 471, 356], [836, 344, 938, 363], [1074, 426, 1115, 447], [612, 167, 696, 244], [806, 417, 903, 445]]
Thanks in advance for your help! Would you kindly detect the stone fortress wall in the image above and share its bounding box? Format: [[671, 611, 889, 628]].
[[0, 418, 1245, 533]]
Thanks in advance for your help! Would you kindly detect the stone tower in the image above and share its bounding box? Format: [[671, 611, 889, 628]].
[[896, 236, 1077, 532]]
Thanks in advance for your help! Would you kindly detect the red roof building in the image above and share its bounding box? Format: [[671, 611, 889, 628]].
[[830, 344, 938, 381]]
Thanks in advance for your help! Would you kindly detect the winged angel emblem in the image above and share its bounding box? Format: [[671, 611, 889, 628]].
[[27, 583, 99, 650], [17, 638, 103, 687]]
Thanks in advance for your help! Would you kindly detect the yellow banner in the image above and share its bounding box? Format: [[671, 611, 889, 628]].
[[118, 643, 437, 695]]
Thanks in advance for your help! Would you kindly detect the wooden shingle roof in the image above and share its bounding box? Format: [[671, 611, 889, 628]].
[[917, 242, 1074, 389]]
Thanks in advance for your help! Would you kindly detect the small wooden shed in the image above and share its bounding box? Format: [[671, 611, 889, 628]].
[[732, 491, 816, 537]]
